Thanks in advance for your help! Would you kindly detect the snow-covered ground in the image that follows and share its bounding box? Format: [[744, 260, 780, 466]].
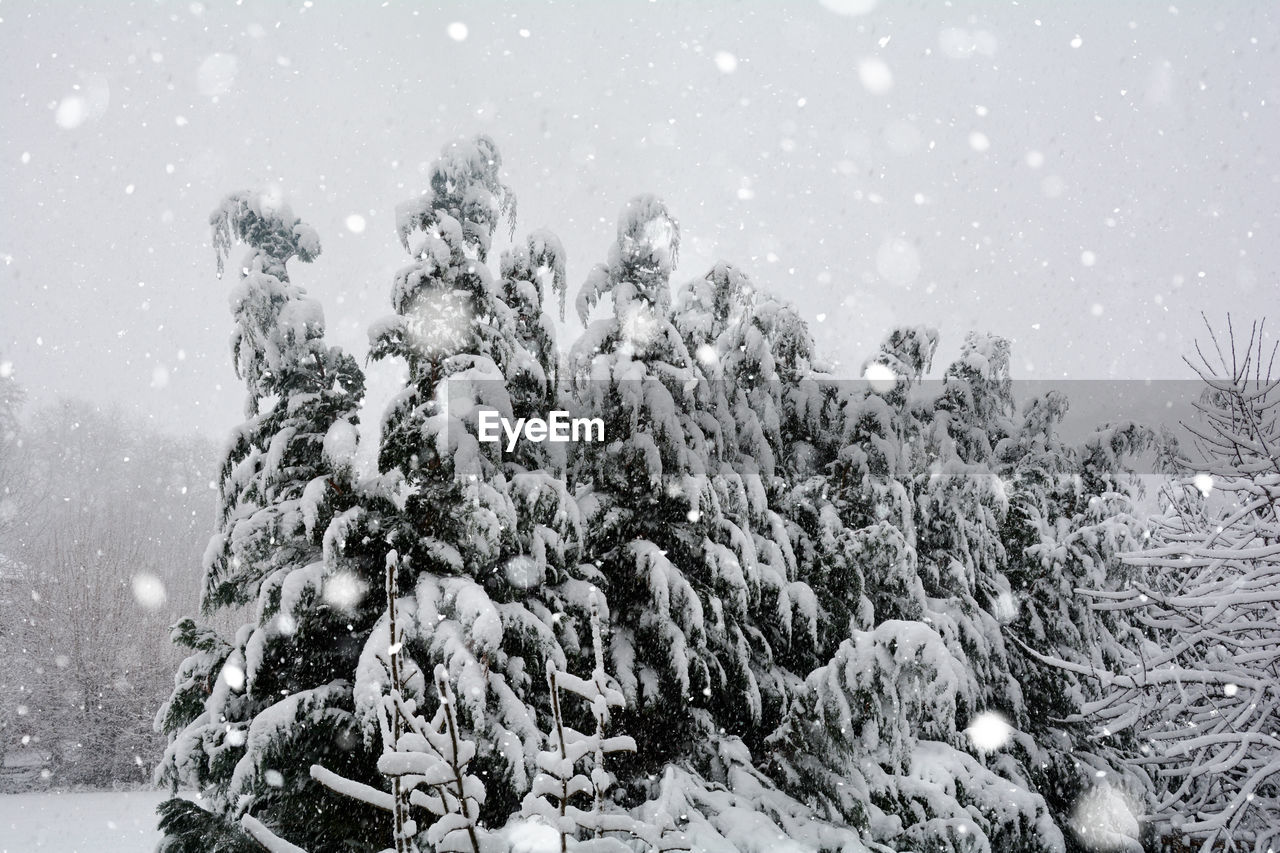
[[0, 789, 171, 852]]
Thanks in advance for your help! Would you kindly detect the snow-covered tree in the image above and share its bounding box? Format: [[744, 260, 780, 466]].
[[202, 189, 366, 609], [368, 135, 592, 831], [1082, 320, 1280, 851], [521, 590, 656, 852], [761, 327, 1077, 853], [147, 142, 1182, 853], [155, 190, 378, 852], [500, 229, 567, 431], [568, 197, 809, 779], [306, 550, 500, 853], [999, 396, 1155, 842]]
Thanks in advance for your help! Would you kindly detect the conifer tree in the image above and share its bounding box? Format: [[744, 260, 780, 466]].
[[147, 142, 1176, 853], [155, 190, 378, 852], [368, 135, 590, 829], [568, 196, 810, 780], [672, 263, 820, 686], [766, 327, 1070, 853], [999, 394, 1154, 842], [565, 203, 887, 852]]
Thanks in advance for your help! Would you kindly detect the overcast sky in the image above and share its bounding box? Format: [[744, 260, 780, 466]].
[[2, 0, 1278, 439]]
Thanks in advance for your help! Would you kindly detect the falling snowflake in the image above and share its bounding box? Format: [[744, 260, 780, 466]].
[[965, 711, 1013, 753], [151, 365, 170, 389], [324, 572, 366, 612], [196, 53, 239, 97], [1069, 784, 1141, 851], [55, 96, 88, 129], [858, 58, 893, 95], [875, 237, 921, 286], [131, 572, 168, 610], [223, 662, 246, 691], [503, 555, 545, 590], [863, 362, 897, 394]]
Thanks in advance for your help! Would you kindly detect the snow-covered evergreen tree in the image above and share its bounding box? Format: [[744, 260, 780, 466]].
[[671, 262, 820, 712], [367, 135, 591, 831], [765, 327, 1072, 853], [999, 395, 1154, 845], [149, 142, 1172, 853], [568, 197, 808, 777], [155, 190, 379, 852], [201, 189, 367, 609], [500, 229, 567, 432]]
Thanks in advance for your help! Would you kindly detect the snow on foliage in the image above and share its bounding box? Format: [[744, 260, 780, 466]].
[[1078, 321, 1280, 851], [155, 138, 1188, 853]]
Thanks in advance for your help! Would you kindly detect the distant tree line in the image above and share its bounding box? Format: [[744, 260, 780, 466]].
[[0, 388, 218, 790]]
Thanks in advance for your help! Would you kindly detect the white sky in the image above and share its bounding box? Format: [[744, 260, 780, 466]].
[[2, 0, 1278, 438]]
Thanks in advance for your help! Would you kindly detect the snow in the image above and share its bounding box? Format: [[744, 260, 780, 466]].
[[503, 554, 545, 590], [242, 813, 309, 853], [322, 418, 359, 474], [863, 361, 897, 393], [221, 660, 245, 691], [964, 711, 1013, 753], [714, 51, 738, 74], [875, 237, 921, 285], [817, 0, 879, 16], [130, 572, 167, 610], [54, 96, 87, 129], [857, 58, 893, 95], [1068, 785, 1141, 852], [196, 53, 239, 97], [322, 570, 367, 611], [501, 818, 560, 853], [0, 790, 181, 852], [310, 764, 395, 811]]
